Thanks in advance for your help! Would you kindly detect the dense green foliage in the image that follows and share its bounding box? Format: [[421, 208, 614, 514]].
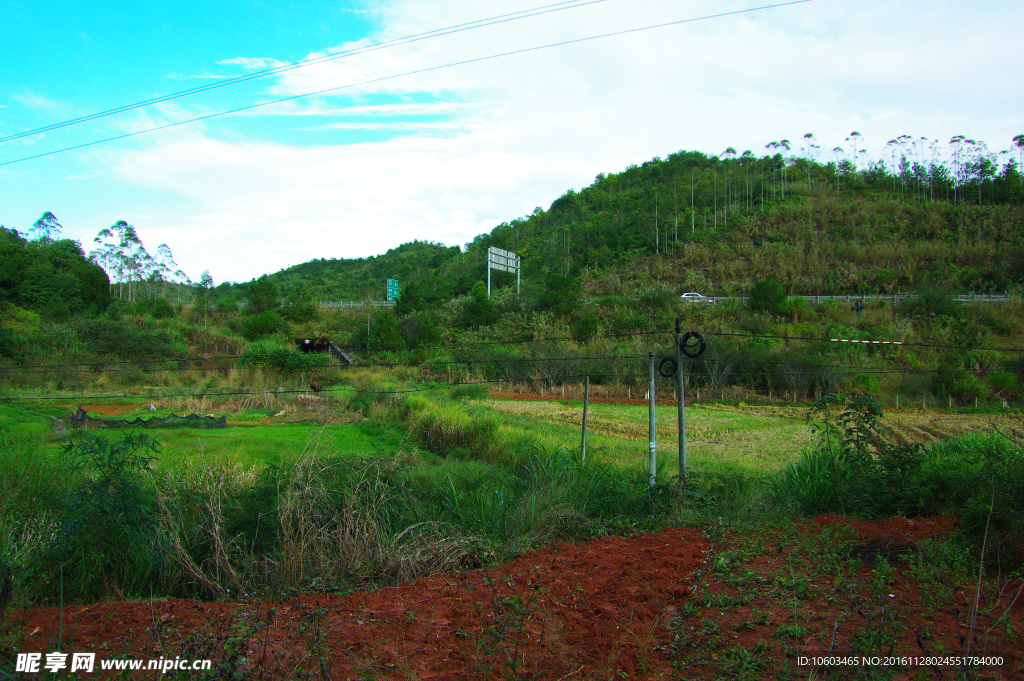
[[0, 227, 110, 317]]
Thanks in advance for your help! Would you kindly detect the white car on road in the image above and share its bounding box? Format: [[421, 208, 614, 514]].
[[680, 292, 709, 303]]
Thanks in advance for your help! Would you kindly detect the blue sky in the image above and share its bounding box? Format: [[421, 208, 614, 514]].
[[2, 0, 1022, 285]]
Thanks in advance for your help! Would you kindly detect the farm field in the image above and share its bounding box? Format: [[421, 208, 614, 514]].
[[0, 400, 407, 467], [2, 391, 1021, 680], [479, 397, 1001, 476], [1, 396, 1001, 474]]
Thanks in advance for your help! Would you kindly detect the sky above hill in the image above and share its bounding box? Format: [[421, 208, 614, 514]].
[[1, 0, 1021, 285]]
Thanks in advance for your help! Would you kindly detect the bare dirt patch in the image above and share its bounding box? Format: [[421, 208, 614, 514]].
[[74, 404, 140, 417], [11, 527, 706, 679], [8, 516, 1020, 679]]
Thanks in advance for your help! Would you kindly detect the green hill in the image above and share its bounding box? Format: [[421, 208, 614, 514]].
[[225, 148, 1024, 303]]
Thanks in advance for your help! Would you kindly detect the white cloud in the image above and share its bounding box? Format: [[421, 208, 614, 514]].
[[218, 57, 289, 71], [102, 0, 1023, 282], [12, 90, 71, 114]]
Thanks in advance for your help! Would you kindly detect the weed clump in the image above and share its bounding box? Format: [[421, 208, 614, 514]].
[[773, 392, 1024, 567]]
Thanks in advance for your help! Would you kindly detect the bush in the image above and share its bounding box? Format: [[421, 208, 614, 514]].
[[29, 433, 162, 602], [242, 310, 283, 341], [460, 282, 500, 328], [247, 275, 280, 314], [638, 288, 675, 314], [151, 297, 175, 319], [239, 342, 332, 374], [449, 384, 490, 400], [574, 310, 599, 340], [773, 394, 1024, 566], [74, 318, 183, 359], [749, 277, 788, 316], [535, 273, 581, 317]]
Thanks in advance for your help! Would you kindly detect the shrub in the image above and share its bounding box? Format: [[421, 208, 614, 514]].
[[749, 277, 788, 316], [239, 342, 332, 374], [151, 297, 175, 319], [449, 384, 490, 400], [74, 318, 183, 359], [774, 394, 1024, 566], [241, 310, 283, 341], [246, 275, 280, 314], [460, 282, 500, 328], [534, 273, 581, 317], [29, 433, 162, 602], [574, 311, 599, 340], [638, 288, 675, 314]]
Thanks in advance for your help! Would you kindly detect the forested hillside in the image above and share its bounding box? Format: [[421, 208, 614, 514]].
[[227, 141, 1024, 303], [4, 136, 1024, 408]]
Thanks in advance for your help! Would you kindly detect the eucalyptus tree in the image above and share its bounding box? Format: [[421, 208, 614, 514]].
[[845, 131, 863, 170], [741, 149, 754, 209], [779, 139, 792, 198], [721, 147, 737, 220], [765, 141, 779, 198], [154, 244, 177, 299], [195, 270, 214, 328], [29, 212, 63, 244], [886, 139, 900, 191], [831, 147, 844, 189], [949, 135, 968, 204], [800, 133, 819, 185], [1014, 135, 1024, 188]]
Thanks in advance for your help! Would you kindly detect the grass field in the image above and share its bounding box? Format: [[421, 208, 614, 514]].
[[479, 398, 1001, 479], [1, 394, 1002, 476], [0, 399, 409, 467]]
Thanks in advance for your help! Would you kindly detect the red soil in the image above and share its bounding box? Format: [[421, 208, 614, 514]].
[[12, 527, 706, 679], [9, 515, 1021, 679]]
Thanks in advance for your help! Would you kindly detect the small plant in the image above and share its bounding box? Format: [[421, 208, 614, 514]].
[[473, 577, 539, 681], [28, 432, 161, 603]]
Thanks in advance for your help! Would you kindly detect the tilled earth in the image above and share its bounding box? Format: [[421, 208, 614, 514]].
[[8, 516, 1024, 679]]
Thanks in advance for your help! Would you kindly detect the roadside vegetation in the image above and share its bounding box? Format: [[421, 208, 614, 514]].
[[2, 137, 1024, 676]]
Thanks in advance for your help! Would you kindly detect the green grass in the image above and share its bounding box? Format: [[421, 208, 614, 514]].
[[144, 420, 409, 467], [481, 399, 812, 478], [0, 400, 409, 468]]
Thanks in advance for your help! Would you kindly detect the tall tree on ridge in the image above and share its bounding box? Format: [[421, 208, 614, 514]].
[[29, 212, 63, 244]]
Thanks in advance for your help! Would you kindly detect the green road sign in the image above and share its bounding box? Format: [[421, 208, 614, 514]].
[[387, 279, 399, 301]]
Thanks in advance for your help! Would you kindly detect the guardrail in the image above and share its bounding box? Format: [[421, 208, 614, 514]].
[[318, 293, 1013, 308], [689, 293, 1013, 304], [319, 300, 396, 308]]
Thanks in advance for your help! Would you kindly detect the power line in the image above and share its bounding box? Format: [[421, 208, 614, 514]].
[[707, 331, 1024, 354], [5, 324, 1022, 374], [0, 0, 813, 168], [0, 353, 652, 375], [0, 0, 605, 145], [3, 358, 1018, 376], [0, 330, 668, 371]]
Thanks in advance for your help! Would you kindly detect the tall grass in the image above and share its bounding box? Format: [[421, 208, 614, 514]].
[[0, 420, 658, 606], [773, 428, 1024, 566]]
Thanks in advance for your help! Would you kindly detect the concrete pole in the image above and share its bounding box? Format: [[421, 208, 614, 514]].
[[676, 318, 686, 483], [648, 352, 657, 488], [581, 374, 589, 463]]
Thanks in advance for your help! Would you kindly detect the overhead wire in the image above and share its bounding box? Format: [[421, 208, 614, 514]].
[[1, 363, 1016, 402], [706, 330, 1024, 353], [0, 0, 606, 144], [3, 324, 1021, 374], [0, 0, 813, 168]]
